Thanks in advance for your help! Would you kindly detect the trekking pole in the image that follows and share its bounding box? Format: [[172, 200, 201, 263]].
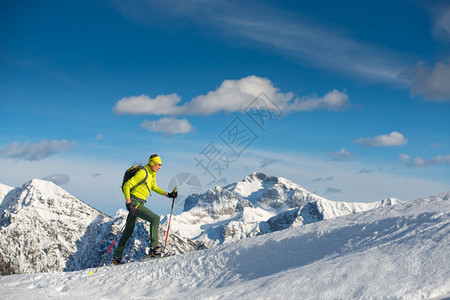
[[164, 187, 177, 250], [89, 203, 140, 275]]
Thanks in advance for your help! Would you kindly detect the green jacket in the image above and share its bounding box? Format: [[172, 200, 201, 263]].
[[123, 165, 165, 200]]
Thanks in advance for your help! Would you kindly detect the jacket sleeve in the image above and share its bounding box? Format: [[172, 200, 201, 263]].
[[122, 169, 147, 199], [151, 179, 166, 196]]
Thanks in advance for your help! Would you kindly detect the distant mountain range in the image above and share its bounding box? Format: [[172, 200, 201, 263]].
[[1, 172, 403, 274], [170, 172, 402, 246]]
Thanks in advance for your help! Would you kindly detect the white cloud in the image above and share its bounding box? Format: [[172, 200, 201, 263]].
[[114, 93, 182, 115], [431, 4, 450, 42], [399, 60, 450, 101], [113, 76, 292, 116], [42, 174, 70, 185], [400, 154, 450, 167], [114, 76, 351, 117], [141, 117, 194, 136], [310, 176, 334, 183], [359, 169, 371, 174], [183, 76, 293, 115], [286, 89, 351, 112], [259, 158, 279, 168], [327, 148, 354, 161], [324, 187, 342, 194], [355, 131, 408, 148], [0, 140, 78, 161]]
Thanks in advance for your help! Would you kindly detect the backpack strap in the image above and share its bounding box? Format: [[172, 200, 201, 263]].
[[130, 167, 149, 192]]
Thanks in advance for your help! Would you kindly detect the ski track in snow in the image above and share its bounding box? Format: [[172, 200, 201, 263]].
[[0, 194, 449, 299]]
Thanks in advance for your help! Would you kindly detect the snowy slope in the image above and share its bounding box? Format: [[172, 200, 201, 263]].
[[0, 183, 13, 206], [0, 183, 13, 195], [170, 172, 402, 246], [0, 192, 448, 299]]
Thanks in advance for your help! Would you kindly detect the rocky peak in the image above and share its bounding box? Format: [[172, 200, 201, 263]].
[[172, 173, 405, 246]]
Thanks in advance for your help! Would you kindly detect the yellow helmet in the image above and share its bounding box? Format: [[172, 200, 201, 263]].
[[149, 154, 162, 166]]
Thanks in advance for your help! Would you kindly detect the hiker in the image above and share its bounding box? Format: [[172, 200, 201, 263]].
[[111, 154, 177, 264]]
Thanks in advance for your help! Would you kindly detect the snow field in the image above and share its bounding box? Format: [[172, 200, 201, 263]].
[[0, 194, 449, 299]]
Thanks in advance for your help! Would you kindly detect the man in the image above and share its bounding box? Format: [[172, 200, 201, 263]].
[[111, 154, 177, 264]]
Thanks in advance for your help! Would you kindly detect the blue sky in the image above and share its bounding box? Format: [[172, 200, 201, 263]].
[[1, 0, 449, 216]]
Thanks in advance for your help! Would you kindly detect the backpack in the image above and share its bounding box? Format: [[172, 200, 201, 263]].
[[121, 165, 149, 192]]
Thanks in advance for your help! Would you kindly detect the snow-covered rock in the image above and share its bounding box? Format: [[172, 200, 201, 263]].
[[171, 172, 402, 246]]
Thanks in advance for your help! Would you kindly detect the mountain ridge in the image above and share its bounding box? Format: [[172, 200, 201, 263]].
[[171, 172, 403, 246]]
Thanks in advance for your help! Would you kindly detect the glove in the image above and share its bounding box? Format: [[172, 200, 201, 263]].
[[126, 202, 138, 216], [167, 190, 178, 199]]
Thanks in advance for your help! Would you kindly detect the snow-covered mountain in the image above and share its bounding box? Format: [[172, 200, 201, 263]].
[[0, 183, 13, 206], [0, 191, 448, 299], [171, 172, 402, 246], [0, 179, 203, 275]]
